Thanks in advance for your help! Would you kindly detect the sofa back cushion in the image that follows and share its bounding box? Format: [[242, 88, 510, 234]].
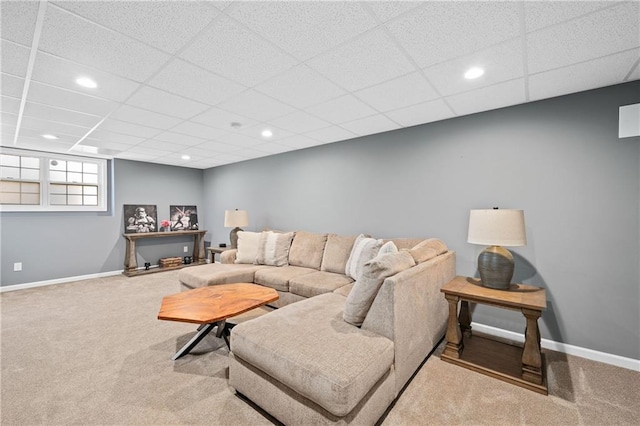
[[343, 250, 416, 326], [288, 231, 328, 270], [255, 231, 295, 266], [345, 234, 383, 280], [234, 231, 262, 264], [320, 234, 357, 274], [406, 238, 448, 264]]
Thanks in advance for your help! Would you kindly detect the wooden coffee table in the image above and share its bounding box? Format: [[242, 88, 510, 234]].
[[158, 283, 278, 360]]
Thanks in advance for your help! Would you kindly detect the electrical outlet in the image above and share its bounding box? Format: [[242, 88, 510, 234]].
[[14, 262, 22, 271], [183, 246, 189, 253]]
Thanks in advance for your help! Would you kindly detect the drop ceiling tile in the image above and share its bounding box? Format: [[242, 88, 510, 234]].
[[423, 39, 524, 97], [524, 1, 615, 32], [385, 99, 454, 127], [1, 74, 25, 98], [82, 138, 135, 153], [192, 141, 239, 154], [12, 138, 75, 153], [387, 2, 520, 68], [52, 1, 218, 53], [170, 121, 229, 140], [251, 142, 296, 155], [630, 62, 640, 81], [111, 105, 183, 130], [527, 2, 640, 74], [147, 59, 246, 106], [99, 118, 162, 139], [89, 129, 144, 146], [529, 49, 640, 101], [31, 52, 141, 103], [26, 81, 118, 116], [229, 1, 377, 61], [191, 107, 256, 131], [127, 144, 172, 157], [219, 133, 263, 149], [340, 114, 400, 137], [138, 139, 187, 153], [365, 1, 424, 23], [254, 64, 346, 109], [39, 5, 170, 82], [270, 111, 331, 134], [152, 131, 208, 147], [446, 79, 526, 116], [1, 40, 30, 77], [1, 97, 20, 115], [1, 111, 18, 127], [303, 126, 357, 144], [232, 148, 271, 160], [354, 71, 439, 112], [233, 123, 293, 142], [278, 135, 326, 150], [216, 90, 295, 122], [180, 14, 297, 86], [19, 116, 89, 138], [306, 95, 377, 124], [207, 152, 248, 164], [126, 86, 209, 120], [307, 28, 415, 92], [0, 0, 39, 46], [23, 102, 102, 128], [116, 151, 159, 161]]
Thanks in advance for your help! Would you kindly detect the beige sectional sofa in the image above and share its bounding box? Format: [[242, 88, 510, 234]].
[[178, 230, 456, 425]]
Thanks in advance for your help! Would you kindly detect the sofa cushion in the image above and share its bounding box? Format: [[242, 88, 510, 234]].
[[177, 263, 268, 289], [345, 234, 383, 280], [406, 238, 448, 263], [230, 293, 394, 417], [289, 271, 354, 298], [255, 231, 295, 266], [343, 251, 416, 326], [254, 266, 316, 292], [320, 234, 357, 274], [288, 231, 328, 270], [235, 231, 262, 264]]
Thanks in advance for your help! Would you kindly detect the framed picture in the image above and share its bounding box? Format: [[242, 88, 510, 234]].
[[123, 204, 157, 233], [169, 205, 199, 231]]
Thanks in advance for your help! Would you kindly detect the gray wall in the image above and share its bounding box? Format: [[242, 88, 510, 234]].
[[0, 159, 204, 285], [203, 81, 639, 360]]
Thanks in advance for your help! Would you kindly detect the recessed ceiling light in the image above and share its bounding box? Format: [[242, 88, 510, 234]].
[[464, 67, 484, 80], [76, 77, 97, 88], [42, 134, 58, 140], [261, 129, 273, 138], [181, 154, 191, 160]]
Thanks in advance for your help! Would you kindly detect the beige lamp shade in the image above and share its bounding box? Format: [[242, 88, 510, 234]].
[[467, 209, 526, 247], [224, 209, 249, 228]]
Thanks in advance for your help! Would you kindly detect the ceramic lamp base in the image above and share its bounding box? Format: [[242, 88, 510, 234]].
[[478, 245, 514, 290], [229, 227, 243, 249]]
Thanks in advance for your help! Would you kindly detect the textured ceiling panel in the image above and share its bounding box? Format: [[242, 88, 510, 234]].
[[1, 1, 637, 169]]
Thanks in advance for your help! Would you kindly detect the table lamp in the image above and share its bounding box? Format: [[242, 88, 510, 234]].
[[467, 208, 526, 290], [224, 209, 248, 249]]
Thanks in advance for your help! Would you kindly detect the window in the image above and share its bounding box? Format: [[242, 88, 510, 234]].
[[0, 148, 107, 212]]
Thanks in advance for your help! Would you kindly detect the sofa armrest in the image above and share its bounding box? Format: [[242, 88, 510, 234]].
[[361, 250, 456, 393], [221, 249, 237, 264]]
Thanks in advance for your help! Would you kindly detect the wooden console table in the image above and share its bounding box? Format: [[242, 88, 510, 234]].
[[440, 276, 547, 395], [122, 230, 207, 277]]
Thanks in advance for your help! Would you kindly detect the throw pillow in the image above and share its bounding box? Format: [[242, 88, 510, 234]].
[[345, 234, 383, 280], [234, 231, 262, 264], [320, 234, 358, 274], [406, 238, 448, 264], [288, 231, 328, 270], [343, 251, 416, 326], [378, 241, 398, 256], [255, 231, 295, 267]]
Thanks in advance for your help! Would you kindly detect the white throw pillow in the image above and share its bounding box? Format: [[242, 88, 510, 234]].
[[378, 241, 398, 256], [345, 234, 383, 280], [234, 231, 262, 264], [255, 231, 294, 266]]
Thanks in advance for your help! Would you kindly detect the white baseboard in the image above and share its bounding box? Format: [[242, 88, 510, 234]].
[[472, 322, 640, 372], [0, 270, 123, 293]]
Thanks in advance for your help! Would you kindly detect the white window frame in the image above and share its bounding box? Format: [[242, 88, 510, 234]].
[[0, 148, 108, 212]]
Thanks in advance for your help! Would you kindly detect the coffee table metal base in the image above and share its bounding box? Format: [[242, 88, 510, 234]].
[[172, 320, 236, 360]]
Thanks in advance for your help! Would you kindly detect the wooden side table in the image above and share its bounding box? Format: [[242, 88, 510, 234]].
[[440, 276, 548, 395], [207, 246, 232, 263]]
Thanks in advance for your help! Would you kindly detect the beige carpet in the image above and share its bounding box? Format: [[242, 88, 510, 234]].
[[1, 272, 638, 425]]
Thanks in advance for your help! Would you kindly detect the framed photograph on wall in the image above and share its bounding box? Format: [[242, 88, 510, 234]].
[[169, 205, 198, 231], [123, 204, 157, 233]]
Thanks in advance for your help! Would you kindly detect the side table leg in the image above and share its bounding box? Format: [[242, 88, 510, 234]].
[[521, 308, 543, 385], [459, 300, 472, 337], [124, 238, 137, 275], [443, 294, 463, 359]]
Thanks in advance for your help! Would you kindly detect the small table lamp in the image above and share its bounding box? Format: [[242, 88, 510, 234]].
[[467, 208, 526, 290], [224, 209, 249, 249]]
